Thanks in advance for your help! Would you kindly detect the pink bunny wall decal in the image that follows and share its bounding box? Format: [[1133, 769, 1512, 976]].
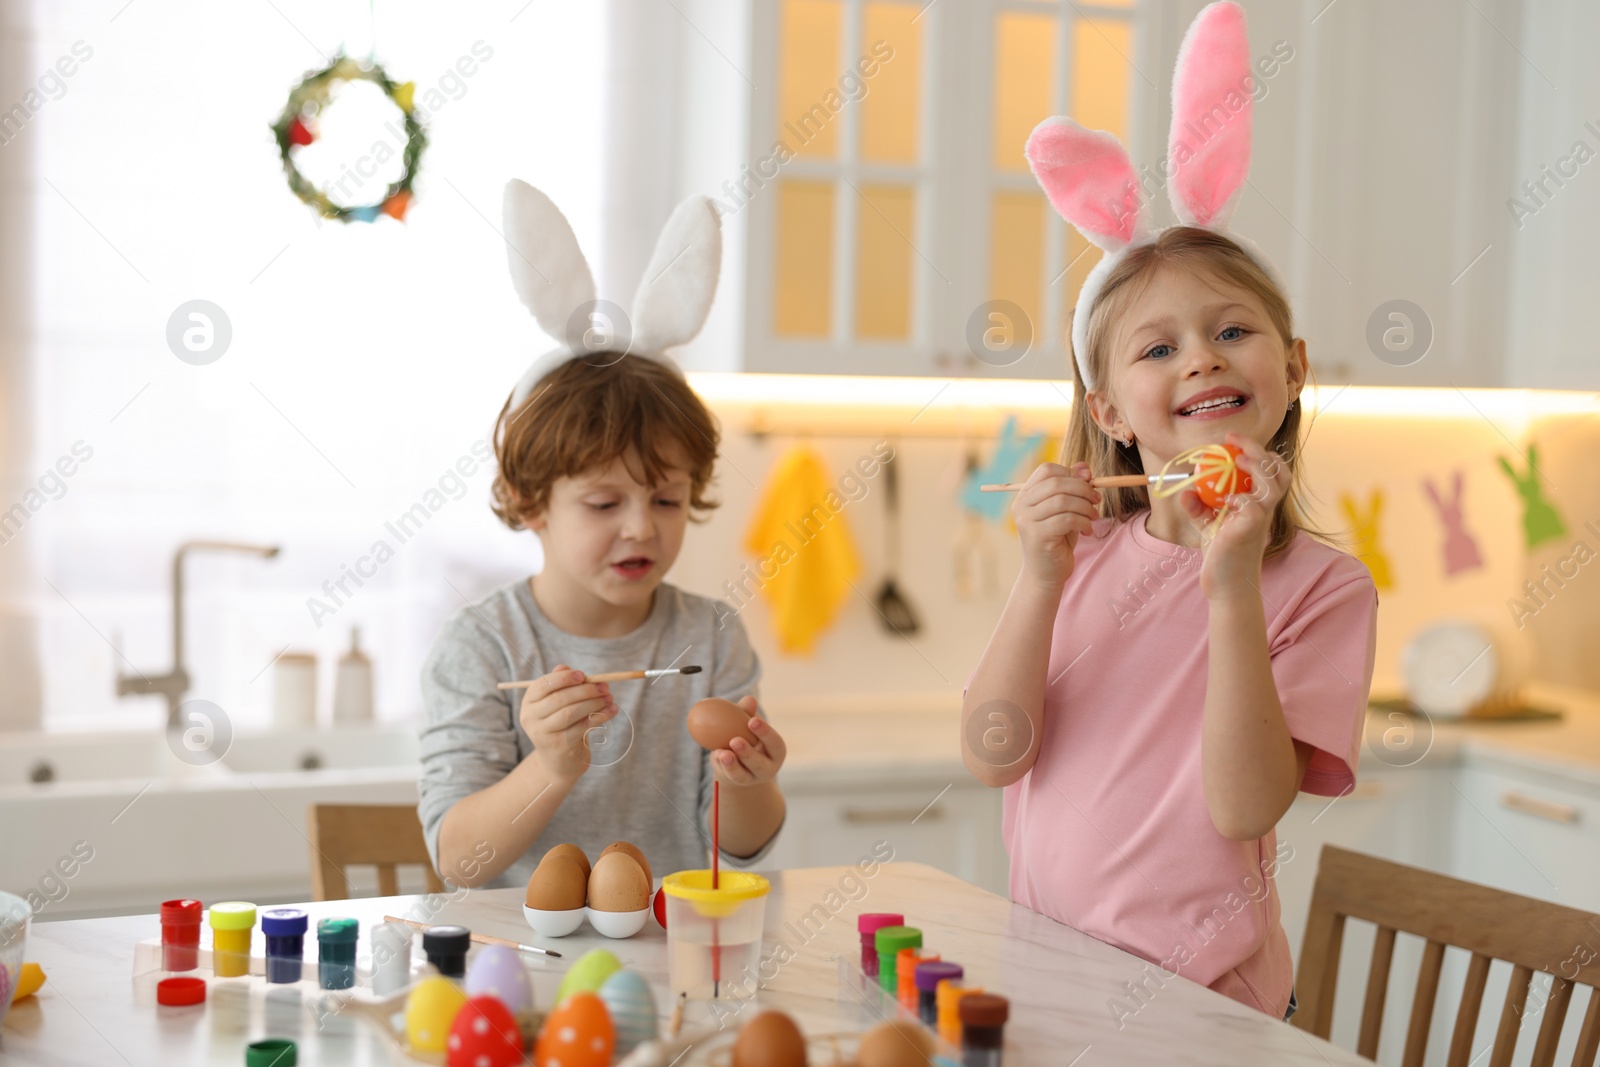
[[1422, 470, 1484, 577], [1340, 489, 1394, 590]]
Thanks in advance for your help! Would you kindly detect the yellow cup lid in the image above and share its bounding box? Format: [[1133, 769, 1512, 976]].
[[208, 901, 257, 930], [661, 870, 769, 917]]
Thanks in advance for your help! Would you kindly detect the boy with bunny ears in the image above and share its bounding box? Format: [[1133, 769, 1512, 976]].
[[418, 183, 786, 890]]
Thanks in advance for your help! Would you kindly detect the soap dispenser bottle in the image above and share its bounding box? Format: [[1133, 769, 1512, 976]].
[[331, 628, 373, 724]]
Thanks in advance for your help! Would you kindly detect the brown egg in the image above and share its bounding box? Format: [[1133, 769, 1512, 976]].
[[856, 1019, 933, 1067], [525, 855, 587, 911], [732, 1010, 807, 1067], [586, 851, 651, 912], [687, 697, 759, 752], [541, 842, 591, 880], [598, 841, 652, 888]]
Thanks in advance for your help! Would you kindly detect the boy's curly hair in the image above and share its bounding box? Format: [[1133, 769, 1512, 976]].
[[491, 355, 720, 530]]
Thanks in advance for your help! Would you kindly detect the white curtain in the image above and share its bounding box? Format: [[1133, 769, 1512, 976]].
[[13, 0, 607, 731]]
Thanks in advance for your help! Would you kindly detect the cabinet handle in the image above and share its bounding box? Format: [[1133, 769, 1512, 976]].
[[1499, 791, 1579, 824], [842, 805, 944, 824]]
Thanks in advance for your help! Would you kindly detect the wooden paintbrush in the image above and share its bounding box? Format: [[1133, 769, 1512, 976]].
[[497, 665, 702, 689], [981, 472, 1192, 491]]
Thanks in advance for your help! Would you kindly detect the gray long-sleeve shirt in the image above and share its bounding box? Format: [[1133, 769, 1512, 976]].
[[418, 578, 778, 890]]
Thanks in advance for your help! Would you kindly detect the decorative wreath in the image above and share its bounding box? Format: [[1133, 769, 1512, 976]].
[[270, 53, 426, 223]]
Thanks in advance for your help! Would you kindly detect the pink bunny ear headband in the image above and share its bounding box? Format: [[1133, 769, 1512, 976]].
[[500, 180, 723, 412], [1025, 1, 1286, 392]]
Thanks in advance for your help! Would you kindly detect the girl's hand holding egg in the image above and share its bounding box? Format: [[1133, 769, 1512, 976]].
[[688, 696, 786, 787], [517, 663, 618, 784], [1179, 433, 1288, 600], [1011, 462, 1102, 592]]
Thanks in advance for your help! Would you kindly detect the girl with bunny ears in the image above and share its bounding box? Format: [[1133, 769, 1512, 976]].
[[961, 3, 1376, 1021], [418, 183, 786, 892]]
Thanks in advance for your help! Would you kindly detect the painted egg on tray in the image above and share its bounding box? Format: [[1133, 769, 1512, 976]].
[[406, 975, 468, 1054], [465, 944, 532, 1018], [554, 948, 621, 1006], [597, 969, 657, 1055], [447, 994, 523, 1067], [534, 990, 614, 1067]]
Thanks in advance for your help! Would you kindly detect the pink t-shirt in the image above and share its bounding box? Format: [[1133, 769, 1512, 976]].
[[1000, 512, 1377, 1019]]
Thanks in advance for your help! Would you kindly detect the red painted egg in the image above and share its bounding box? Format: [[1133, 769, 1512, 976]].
[[653, 886, 667, 929], [447, 995, 523, 1067]]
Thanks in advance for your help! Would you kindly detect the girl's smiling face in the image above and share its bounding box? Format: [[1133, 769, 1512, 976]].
[[1087, 263, 1307, 465]]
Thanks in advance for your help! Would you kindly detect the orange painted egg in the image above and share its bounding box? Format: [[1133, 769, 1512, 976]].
[[1195, 443, 1251, 509], [534, 991, 614, 1067]]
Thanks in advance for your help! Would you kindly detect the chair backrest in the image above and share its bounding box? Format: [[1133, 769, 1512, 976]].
[[306, 804, 446, 901], [1295, 844, 1600, 1067]]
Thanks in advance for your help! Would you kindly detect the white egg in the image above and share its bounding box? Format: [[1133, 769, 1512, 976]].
[[464, 944, 533, 1017]]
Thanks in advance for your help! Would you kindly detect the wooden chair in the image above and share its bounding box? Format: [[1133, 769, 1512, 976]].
[[306, 804, 445, 901], [1295, 844, 1600, 1067]]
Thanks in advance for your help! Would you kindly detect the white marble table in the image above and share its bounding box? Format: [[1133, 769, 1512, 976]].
[[1, 862, 1365, 1066]]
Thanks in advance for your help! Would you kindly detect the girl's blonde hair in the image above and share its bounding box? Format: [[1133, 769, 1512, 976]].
[[1063, 226, 1331, 558]]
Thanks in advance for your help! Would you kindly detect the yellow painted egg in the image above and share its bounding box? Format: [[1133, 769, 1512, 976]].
[[406, 974, 469, 1053]]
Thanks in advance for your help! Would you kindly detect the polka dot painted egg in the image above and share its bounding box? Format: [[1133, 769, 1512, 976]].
[[597, 969, 657, 1055], [447, 995, 523, 1067], [406, 975, 468, 1054], [465, 944, 533, 1019], [535, 990, 614, 1067]]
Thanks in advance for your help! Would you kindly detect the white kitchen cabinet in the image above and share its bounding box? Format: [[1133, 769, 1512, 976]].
[[761, 772, 1009, 895]]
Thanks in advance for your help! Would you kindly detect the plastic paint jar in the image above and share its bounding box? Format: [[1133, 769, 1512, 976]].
[[317, 917, 359, 989], [897, 948, 938, 1008], [370, 921, 414, 996], [422, 925, 470, 979], [937, 979, 983, 1044], [873, 925, 921, 993], [207, 901, 256, 978], [959, 993, 1009, 1066], [916, 961, 964, 1025], [261, 908, 309, 984], [856, 913, 904, 978], [159, 899, 202, 972]]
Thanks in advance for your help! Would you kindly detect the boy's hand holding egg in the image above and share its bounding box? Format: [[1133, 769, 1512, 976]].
[[688, 696, 786, 787], [517, 663, 618, 784], [1011, 461, 1102, 591]]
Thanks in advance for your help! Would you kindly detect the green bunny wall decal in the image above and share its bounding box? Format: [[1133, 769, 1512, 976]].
[[1340, 489, 1394, 590], [1496, 445, 1566, 549]]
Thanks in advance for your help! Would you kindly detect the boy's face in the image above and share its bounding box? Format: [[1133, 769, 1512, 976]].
[[529, 448, 692, 612], [1089, 263, 1307, 463]]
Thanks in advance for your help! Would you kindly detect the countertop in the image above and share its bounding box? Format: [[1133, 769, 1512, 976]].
[[766, 681, 1600, 789], [1, 862, 1365, 1066]]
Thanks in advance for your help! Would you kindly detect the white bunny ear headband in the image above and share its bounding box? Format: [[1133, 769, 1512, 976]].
[[501, 180, 722, 412], [1025, 1, 1286, 392]]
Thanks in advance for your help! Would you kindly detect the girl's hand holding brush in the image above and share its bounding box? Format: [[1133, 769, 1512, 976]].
[[1011, 462, 1103, 591]]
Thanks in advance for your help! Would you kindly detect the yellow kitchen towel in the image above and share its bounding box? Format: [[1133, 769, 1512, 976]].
[[743, 445, 862, 654]]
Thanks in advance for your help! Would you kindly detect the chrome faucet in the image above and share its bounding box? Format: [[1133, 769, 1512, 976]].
[[116, 540, 281, 729]]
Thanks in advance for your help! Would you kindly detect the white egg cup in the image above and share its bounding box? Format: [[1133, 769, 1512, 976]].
[[521, 904, 651, 939], [522, 905, 585, 938], [585, 907, 651, 939]]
